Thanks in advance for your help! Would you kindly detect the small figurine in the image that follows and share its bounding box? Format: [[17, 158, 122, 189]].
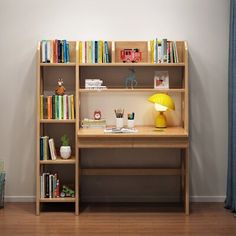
[[55, 78, 66, 95], [120, 48, 142, 63], [94, 110, 102, 120], [60, 185, 75, 198], [125, 68, 138, 89]]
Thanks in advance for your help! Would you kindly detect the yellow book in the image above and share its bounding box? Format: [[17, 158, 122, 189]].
[[40, 95, 43, 119], [150, 40, 154, 63], [79, 41, 82, 63], [98, 41, 103, 63], [71, 95, 74, 119]]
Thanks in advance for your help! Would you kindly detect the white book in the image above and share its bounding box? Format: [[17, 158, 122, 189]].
[[41, 41, 46, 63], [48, 138, 57, 160], [46, 40, 51, 62], [40, 175, 44, 198], [42, 173, 46, 198], [174, 41, 179, 63], [63, 95, 67, 119], [49, 175, 52, 198], [58, 96, 62, 119]]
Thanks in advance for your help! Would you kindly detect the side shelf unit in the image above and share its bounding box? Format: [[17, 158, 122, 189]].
[[36, 41, 79, 215]]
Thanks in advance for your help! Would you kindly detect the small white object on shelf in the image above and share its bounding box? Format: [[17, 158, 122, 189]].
[[104, 128, 138, 133]]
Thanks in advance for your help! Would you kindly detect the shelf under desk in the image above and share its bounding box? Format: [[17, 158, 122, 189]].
[[77, 126, 190, 215]]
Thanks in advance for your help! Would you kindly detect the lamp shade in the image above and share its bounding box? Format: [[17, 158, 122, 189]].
[[148, 93, 175, 111]]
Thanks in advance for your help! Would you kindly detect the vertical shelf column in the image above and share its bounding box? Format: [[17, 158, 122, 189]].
[[75, 41, 79, 215], [36, 42, 41, 215]]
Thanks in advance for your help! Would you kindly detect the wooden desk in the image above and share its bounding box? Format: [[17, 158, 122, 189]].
[[77, 126, 189, 215]]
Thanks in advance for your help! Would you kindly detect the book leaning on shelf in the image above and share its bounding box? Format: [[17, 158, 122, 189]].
[[40, 94, 75, 120], [79, 40, 110, 63], [40, 137, 57, 160], [41, 39, 70, 63], [40, 172, 60, 198], [149, 38, 179, 63]]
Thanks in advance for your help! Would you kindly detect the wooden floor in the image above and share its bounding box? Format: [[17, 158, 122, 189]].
[[0, 203, 235, 236]]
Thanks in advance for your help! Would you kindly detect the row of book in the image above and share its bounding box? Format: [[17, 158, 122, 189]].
[[149, 39, 179, 63], [41, 40, 70, 63], [40, 172, 60, 198], [79, 41, 110, 63], [40, 136, 57, 160], [40, 95, 75, 120]]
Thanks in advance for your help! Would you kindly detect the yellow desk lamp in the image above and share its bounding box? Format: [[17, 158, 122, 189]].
[[148, 93, 175, 128]]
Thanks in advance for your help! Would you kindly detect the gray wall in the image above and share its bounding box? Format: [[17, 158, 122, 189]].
[[0, 0, 229, 202]]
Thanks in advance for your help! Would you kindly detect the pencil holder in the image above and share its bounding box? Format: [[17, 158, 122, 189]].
[[127, 119, 135, 129], [116, 118, 124, 129]]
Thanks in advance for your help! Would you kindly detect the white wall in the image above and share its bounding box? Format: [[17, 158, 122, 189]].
[[0, 0, 229, 202]]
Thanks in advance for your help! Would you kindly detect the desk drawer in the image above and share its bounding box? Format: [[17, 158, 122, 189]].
[[78, 137, 133, 148]]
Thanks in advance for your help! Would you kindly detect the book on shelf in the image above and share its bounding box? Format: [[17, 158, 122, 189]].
[[149, 38, 179, 63], [41, 39, 70, 63], [79, 40, 110, 63], [40, 137, 57, 161], [81, 118, 106, 128], [40, 94, 75, 120], [40, 172, 60, 198]]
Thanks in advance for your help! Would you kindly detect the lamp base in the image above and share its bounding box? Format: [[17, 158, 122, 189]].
[[155, 112, 167, 128]]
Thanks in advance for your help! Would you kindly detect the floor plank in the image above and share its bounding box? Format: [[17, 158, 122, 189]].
[[0, 203, 235, 236]]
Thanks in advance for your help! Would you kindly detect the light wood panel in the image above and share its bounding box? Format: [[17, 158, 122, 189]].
[[79, 88, 185, 93], [40, 198, 76, 202], [79, 62, 185, 67], [39, 156, 76, 164]]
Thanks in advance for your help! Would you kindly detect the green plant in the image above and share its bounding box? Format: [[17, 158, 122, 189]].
[[61, 134, 69, 146]]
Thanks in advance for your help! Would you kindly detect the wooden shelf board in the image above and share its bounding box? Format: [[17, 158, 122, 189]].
[[81, 168, 182, 176], [40, 119, 76, 123], [40, 63, 76, 67], [79, 63, 185, 67], [78, 126, 188, 138], [40, 198, 76, 202], [79, 88, 185, 93], [40, 156, 76, 164]]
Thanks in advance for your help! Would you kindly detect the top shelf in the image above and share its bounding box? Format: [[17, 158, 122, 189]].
[[79, 63, 185, 67]]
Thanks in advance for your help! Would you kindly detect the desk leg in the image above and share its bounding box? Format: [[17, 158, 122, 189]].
[[184, 147, 190, 215], [181, 149, 185, 204], [75, 148, 80, 215]]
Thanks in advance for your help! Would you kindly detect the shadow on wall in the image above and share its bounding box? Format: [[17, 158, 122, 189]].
[[8, 52, 37, 196], [189, 48, 218, 197]]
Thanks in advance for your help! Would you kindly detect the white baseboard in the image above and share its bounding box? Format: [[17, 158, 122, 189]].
[[4, 195, 226, 203], [5, 196, 35, 202], [190, 196, 226, 202]]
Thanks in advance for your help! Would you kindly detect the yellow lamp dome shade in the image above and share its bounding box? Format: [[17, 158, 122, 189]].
[[148, 93, 175, 128], [148, 93, 175, 111]]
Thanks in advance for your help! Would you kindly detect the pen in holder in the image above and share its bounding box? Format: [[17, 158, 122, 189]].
[[127, 112, 135, 129], [114, 108, 124, 129]]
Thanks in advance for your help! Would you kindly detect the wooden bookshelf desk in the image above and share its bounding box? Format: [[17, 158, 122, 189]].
[[77, 126, 189, 215]]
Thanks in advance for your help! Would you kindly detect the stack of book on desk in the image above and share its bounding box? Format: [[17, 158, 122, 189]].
[[81, 119, 106, 128]]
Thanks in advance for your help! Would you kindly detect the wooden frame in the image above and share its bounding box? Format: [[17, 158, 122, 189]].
[[36, 40, 189, 215]]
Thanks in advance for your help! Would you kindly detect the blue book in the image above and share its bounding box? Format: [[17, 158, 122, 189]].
[[155, 38, 158, 63], [63, 40, 67, 63]]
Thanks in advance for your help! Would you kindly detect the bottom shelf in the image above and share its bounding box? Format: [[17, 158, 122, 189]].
[[40, 197, 76, 203]]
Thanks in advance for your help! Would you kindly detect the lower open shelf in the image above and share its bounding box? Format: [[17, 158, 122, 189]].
[[40, 197, 76, 203]]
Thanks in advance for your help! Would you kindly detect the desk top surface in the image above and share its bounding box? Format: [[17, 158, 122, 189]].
[[77, 126, 188, 138]]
